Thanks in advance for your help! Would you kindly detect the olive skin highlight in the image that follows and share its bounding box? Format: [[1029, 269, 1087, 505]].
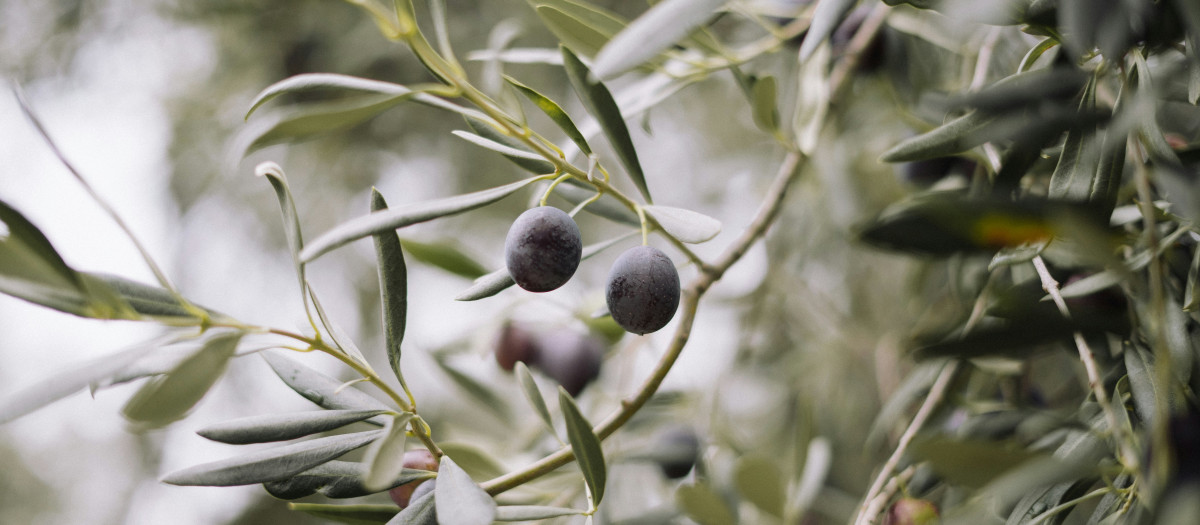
[[504, 206, 582, 292], [606, 246, 680, 334]]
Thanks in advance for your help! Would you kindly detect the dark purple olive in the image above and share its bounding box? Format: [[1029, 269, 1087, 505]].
[[494, 321, 540, 372], [605, 246, 680, 335], [505, 206, 582, 292], [656, 427, 700, 479], [531, 330, 604, 397]]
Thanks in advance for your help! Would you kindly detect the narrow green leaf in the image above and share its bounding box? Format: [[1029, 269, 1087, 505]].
[[122, 332, 244, 428], [452, 130, 547, 161], [880, 111, 999, 163], [363, 413, 415, 491], [464, 118, 556, 174], [453, 268, 515, 302], [263, 351, 391, 411], [197, 409, 389, 445], [505, 75, 592, 155], [434, 456, 497, 525], [1018, 38, 1059, 73], [532, 0, 627, 38], [243, 92, 420, 154], [246, 73, 412, 119], [515, 362, 557, 438], [264, 461, 435, 499], [750, 75, 780, 133], [88, 272, 214, 319], [0, 335, 169, 425], [397, 237, 487, 279], [558, 387, 606, 505], [300, 176, 544, 262], [386, 487, 437, 524], [643, 205, 722, 244], [0, 198, 135, 320], [256, 162, 310, 314], [454, 231, 635, 301], [290, 503, 397, 525], [534, 5, 615, 58], [1048, 76, 1098, 200], [798, 0, 857, 62], [494, 506, 582, 521], [733, 456, 784, 517], [433, 355, 511, 418], [676, 483, 736, 525], [162, 430, 382, 486], [590, 0, 726, 79], [562, 46, 652, 203], [371, 190, 408, 384]]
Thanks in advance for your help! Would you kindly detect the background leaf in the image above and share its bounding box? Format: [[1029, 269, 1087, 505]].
[[515, 362, 557, 438], [494, 506, 581, 521], [197, 409, 388, 444], [397, 237, 487, 279], [562, 46, 652, 203], [798, 0, 857, 62], [590, 0, 726, 80], [162, 430, 382, 486], [676, 483, 736, 525], [300, 177, 544, 262], [434, 456, 497, 525], [122, 331, 244, 428], [559, 387, 607, 506]]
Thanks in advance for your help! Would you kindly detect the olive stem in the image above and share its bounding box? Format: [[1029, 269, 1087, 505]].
[[1031, 256, 1140, 474]]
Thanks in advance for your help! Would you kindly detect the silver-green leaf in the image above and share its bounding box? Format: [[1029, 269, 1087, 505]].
[[122, 331, 244, 428], [371, 190, 408, 384], [591, 0, 726, 80], [246, 73, 413, 119], [196, 409, 389, 445], [494, 506, 582, 521], [362, 413, 415, 491], [300, 176, 544, 262], [644, 205, 722, 244], [434, 456, 497, 525], [162, 430, 382, 486], [559, 387, 607, 506], [515, 362, 557, 438], [263, 351, 390, 412]]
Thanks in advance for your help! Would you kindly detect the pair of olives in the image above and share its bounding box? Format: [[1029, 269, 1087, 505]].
[[505, 206, 680, 335]]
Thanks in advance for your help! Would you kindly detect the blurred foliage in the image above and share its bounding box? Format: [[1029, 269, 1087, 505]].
[[3, 0, 1200, 524]]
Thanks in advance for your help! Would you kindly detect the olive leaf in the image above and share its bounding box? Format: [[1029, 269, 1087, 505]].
[[505, 75, 592, 155], [362, 413, 415, 491], [397, 237, 487, 279], [464, 118, 557, 175], [387, 487, 437, 525], [531, 1, 626, 58], [300, 176, 545, 262], [196, 409, 389, 445], [644, 205, 722, 244], [262, 351, 391, 412], [371, 190, 408, 384], [264, 461, 435, 500], [451, 130, 547, 162], [515, 362, 557, 439], [162, 430, 383, 486], [246, 73, 413, 119], [0, 334, 173, 425], [734, 456, 785, 517], [434, 456, 497, 525], [88, 272, 216, 319], [879, 111, 998, 162], [559, 387, 607, 506], [289, 503, 398, 525], [562, 46, 652, 203], [676, 483, 736, 525], [590, 0, 727, 80], [122, 331, 245, 428]]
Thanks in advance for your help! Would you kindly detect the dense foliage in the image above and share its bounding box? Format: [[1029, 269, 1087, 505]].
[[3, 0, 1200, 524]]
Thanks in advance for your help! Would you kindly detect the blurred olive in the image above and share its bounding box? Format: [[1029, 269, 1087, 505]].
[[494, 321, 540, 372], [531, 330, 605, 397]]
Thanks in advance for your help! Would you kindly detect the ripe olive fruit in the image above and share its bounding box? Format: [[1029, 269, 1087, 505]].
[[388, 449, 439, 508], [504, 206, 582, 292], [494, 321, 539, 372], [530, 330, 604, 397], [605, 246, 680, 335], [655, 427, 700, 479]]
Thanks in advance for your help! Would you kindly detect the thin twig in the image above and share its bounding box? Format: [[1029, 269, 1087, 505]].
[[1032, 256, 1138, 470], [854, 361, 959, 525]]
